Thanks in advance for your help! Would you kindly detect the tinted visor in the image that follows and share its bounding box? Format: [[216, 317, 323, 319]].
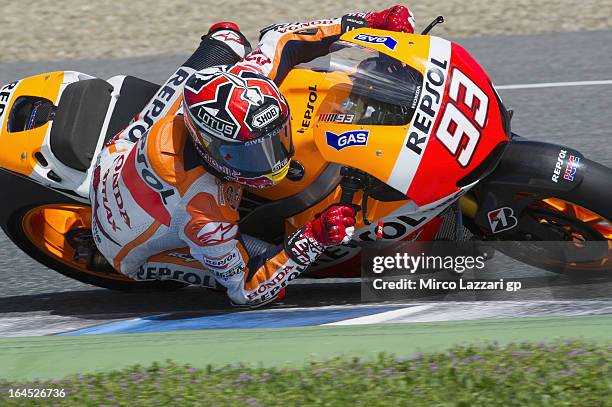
[[215, 120, 293, 175]]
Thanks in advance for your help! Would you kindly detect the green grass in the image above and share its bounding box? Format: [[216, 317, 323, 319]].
[[1, 339, 610, 406]]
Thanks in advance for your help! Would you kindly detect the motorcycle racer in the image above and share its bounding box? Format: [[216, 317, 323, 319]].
[[90, 6, 416, 307]]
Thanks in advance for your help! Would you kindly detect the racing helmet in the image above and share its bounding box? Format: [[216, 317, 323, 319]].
[[182, 66, 293, 189]]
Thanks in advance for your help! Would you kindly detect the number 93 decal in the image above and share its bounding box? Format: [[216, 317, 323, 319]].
[[435, 68, 489, 167]]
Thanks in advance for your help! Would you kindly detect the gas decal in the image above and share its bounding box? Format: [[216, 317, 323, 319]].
[[353, 33, 398, 51], [325, 130, 369, 151]]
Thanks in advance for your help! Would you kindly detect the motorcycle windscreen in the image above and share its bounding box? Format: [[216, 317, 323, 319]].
[[299, 41, 423, 126], [297, 42, 426, 194]]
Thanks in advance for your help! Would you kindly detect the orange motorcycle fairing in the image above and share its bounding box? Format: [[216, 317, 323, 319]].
[[0, 72, 65, 177]]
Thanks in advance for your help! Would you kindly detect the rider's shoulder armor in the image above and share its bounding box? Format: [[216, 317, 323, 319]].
[[145, 115, 207, 197]]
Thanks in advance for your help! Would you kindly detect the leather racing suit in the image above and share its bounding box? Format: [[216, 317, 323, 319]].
[[90, 8, 414, 307]]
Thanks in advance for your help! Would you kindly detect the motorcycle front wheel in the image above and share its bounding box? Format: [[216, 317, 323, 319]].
[[496, 159, 612, 276]]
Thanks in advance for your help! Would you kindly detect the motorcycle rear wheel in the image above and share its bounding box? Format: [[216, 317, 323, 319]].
[[5, 203, 185, 291]]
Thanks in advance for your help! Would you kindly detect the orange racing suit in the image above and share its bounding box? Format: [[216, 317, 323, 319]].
[[90, 10, 413, 307]]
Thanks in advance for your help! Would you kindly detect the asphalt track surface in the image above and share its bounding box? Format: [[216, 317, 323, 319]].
[[0, 30, 611, 335]]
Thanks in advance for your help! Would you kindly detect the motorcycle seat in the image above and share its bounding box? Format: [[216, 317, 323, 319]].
[[50, 78, 113, 171], [50, 76, 160, 172]]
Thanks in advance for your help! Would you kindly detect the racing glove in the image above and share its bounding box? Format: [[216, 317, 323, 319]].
[[366, 5, 416, 33], [309, 204, 357, 246], [284, 204, 357, 266]]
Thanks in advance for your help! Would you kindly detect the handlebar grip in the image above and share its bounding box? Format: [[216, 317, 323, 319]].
[[339, 166, 363, 207], [340, 187, 356, 206]]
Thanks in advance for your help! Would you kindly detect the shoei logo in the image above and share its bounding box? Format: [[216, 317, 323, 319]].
[[252, 104, 280, 129], [326, 130, 369, 151], [487, 207, 518, 234], [354, 33, 398, 51]]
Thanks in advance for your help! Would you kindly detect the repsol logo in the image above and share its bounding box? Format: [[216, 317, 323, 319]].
[[405, 57, 448, 156], [204, 250, 238, 270], [136, 134, 175, 203], [552, 149, 567, 183], [296, 86, 317, 134], [137, 266, 215, 288], [564, 155, 580, 182], [0, 81, 18, 119], [127, 68, 190, 142]]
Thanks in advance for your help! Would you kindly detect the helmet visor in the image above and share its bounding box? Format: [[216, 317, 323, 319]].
[[216, 120, 293, 175]]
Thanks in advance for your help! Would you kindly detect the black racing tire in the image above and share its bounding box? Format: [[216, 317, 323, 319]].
[[505, 158, 612, 277], [3, 204, 186, 292], [557, 159, 612, 222]]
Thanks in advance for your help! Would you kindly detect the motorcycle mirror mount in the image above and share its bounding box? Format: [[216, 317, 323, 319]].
[[421, 15, 445, 35], [339, 166, 363, 206], [339, 166, 372, 225]]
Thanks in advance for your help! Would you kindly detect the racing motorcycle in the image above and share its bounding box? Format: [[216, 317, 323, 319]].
[[1, 20, 611, 291]]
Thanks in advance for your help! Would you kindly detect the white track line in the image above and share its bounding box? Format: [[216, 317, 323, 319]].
[[496, 79, 612, 90], [324, 305, 434, 326], [323, 300, 612, 327]]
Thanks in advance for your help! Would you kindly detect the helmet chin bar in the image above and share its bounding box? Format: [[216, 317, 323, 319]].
[[194, 141, 287, 189]]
